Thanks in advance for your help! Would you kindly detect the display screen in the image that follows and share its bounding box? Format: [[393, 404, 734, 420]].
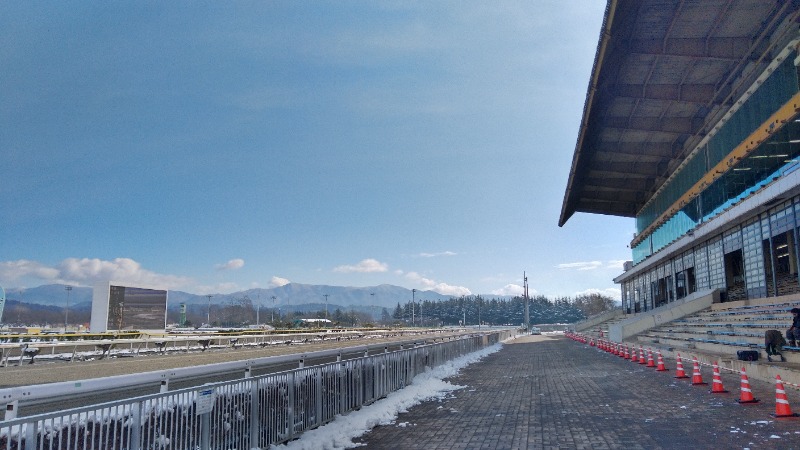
[[107, 285, 167, 330]]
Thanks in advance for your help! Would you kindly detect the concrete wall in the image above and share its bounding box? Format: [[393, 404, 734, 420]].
[[609, 289, 719, 342]]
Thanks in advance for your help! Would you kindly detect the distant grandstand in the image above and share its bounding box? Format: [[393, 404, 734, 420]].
[[562, 1, 800, 312]]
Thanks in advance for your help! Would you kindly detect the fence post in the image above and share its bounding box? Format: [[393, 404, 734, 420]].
[[200, 412, 211, 450], [315, 366, 323, 427], [129, 401, 141, 450], [249, 379, 260, 449], [340, 361, 347, 414], [288, 370, 296, 440], [23, 417, 36, 450]]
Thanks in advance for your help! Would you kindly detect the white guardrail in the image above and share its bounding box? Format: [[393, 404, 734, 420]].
[[0, 330, 514, 450]]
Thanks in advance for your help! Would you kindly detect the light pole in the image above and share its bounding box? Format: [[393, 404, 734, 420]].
[[461, 295, 466, 326], [206, 294, 212, 326], [64, 285, 72, 332], [524, 271, 530, 332], [272, 296, 277, 323], [256, 293, 261, 326], [323, 294, 329, 321], [411, 289, 416, 326], [371, 293, 376, 322]]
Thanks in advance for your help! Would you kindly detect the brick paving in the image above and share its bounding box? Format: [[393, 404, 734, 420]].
[[356, 334, 800, 449]]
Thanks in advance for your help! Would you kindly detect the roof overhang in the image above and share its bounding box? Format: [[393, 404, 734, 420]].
[[559, 0, 800, 227]]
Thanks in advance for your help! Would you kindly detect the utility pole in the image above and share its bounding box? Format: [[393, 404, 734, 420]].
[[323, 294, 329, 320], [371, 293, 376, 322], [524, 271, 530, 332], [272, 296, 277, 323], [461, 295, 466, 326], [64, 285, 72, 332], [411, 289, 416, 326], [256, 293, 260, 326], [206, 294, 212, 326]]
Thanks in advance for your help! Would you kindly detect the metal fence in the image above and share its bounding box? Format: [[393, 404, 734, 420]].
[[0, 330, 513, 450]]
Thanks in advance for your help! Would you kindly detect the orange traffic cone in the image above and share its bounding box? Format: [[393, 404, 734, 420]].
[[630, 346, 638, 362], [623, 345, 630, 359], [638, 346, 646, 364], [655, 351, 668, 371], [710, 362, 728, 393], [590, 338, 595, 347], [772, 375, 799, 418], [646, 348, 655, 368], [674, 354, 689, 379], [691, 357, 707, 385], [737, 367, 760, 404]]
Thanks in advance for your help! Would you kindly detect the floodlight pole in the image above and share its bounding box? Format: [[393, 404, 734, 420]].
[[271, 296, 276, 323], [323, 294, 329, 320], [256, 293, 260, 326], [206, 294, 212, 325], [64, 285, 72, 332], [412, 289, 416, 326], [524, 271, 530, 332]]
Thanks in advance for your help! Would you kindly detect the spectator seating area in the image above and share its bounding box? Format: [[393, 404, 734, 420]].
[[579, 298, 800, 385]]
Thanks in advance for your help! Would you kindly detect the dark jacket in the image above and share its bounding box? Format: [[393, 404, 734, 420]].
[[766, 329, 786, 348]]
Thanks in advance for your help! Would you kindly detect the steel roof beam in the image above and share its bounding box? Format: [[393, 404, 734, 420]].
[[603, 116, 700, 135], [626, 37, 754, 60], [613, 83, 717, 104]]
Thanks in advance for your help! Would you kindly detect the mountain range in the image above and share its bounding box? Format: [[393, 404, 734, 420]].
[[2, 283, 487, 312]]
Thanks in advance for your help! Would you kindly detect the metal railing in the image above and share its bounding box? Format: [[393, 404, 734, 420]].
[[0, 330, 513, 449]]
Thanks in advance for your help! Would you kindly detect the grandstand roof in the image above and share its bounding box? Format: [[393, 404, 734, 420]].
[[559, 0, 800, 227]]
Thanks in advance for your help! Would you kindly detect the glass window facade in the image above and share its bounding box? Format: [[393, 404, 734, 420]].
[[632, 55, 800, 264], [620, 196, 800, 313]]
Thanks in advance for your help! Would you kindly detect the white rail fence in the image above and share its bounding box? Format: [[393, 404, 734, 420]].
[[0, 330, 513, 450]]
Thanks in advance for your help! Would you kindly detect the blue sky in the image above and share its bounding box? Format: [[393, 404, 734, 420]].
[[0, 1, 633, 299]]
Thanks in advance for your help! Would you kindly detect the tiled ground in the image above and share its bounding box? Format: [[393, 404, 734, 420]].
[[356, 334, 800, 449]]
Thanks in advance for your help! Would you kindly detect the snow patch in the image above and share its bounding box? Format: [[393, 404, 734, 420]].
[[272, 343, 503, 450]]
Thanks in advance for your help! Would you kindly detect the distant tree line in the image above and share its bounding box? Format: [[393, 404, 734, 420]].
[[1, 293, 617, 329], [389, 293, 617, 327]]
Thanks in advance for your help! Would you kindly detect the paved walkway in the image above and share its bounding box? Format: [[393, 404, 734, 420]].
[[356, 334, 800, 449]]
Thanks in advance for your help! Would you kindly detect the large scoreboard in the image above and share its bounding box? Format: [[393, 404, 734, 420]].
[[91, 282, 168, 332]]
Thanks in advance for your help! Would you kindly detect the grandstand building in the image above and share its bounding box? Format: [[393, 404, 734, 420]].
[[561, 1, 800, 314]]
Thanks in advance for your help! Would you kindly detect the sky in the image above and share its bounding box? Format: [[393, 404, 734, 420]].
[[0, 1, 634, 300]]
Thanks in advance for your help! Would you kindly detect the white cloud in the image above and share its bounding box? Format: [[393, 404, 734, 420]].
[[0, 258, 192, 289], [269, 276, 290, 287], [606, 260, 627, 271], [557, 260, 627, 272], [0, 259, 61, 282], [215, 258, 245, 271], [333, 258, 389, 273], [417, 251, 457, 258], [491, 284, 524, 296], [404, 271, 472, 297], [556, 261, 603, 271], [575, 287, 621, 301]]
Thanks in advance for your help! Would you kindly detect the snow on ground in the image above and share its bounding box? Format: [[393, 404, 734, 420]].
[[272, 342, 505, 450]]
